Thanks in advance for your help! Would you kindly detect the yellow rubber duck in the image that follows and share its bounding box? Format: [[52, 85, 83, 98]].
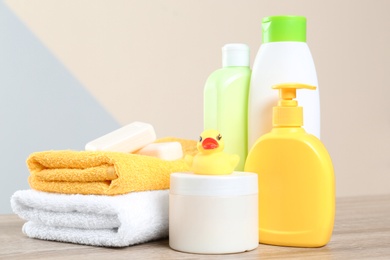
[[186, 129, 239, 175]]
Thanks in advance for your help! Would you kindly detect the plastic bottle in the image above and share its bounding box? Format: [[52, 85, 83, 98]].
[[245, 83, 335, 247], [248, 16, 320, 150], [204, 43, 251, 171]]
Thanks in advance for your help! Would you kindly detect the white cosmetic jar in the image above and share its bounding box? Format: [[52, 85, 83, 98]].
[[169, 172, 258, 254]]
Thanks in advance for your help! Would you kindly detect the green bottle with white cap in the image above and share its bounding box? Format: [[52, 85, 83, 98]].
[[248, 16, 320, 151], [204, 43, 251, 171]]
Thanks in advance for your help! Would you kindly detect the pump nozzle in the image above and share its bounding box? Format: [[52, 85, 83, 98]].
[[272, 83, 316, 127]]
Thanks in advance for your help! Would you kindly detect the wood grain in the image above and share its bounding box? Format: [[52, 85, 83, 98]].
[[1, 194, 390, 259]]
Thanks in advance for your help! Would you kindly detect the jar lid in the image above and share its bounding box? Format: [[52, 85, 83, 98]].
[[170, 172, 258, 196]]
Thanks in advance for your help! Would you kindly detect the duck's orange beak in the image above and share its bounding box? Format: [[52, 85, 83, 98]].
[[202, 138, 219, 150]]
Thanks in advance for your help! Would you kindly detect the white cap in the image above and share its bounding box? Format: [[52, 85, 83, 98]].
[[222, 43, 250, 67], [170, 172, 258, 197]]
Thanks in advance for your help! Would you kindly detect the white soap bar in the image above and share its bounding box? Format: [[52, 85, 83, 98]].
[[136, 142, 183, 161], [85, 122, 156, 152]]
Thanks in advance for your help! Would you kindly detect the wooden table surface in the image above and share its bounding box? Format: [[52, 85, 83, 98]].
[[1, 194, 390, 259]]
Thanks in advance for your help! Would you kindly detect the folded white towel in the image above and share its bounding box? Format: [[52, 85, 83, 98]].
[[11, 189, 169, 247]]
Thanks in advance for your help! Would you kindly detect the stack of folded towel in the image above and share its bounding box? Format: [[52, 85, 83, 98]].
[[11, 137, 197, 247]]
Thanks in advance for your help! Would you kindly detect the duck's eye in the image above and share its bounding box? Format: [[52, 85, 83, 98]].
[[216, 134, 222, 141], [199, 136, 203, 142]]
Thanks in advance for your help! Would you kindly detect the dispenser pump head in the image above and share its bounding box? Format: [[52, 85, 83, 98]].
[[272, 83, 316, 127]]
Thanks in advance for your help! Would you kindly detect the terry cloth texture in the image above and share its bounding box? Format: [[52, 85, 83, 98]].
[[27, 137, 197, 195], [11, 189, 169, 247]]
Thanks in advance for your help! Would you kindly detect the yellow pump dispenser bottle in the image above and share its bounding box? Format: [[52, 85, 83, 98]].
[[245, 83, 335, 248]]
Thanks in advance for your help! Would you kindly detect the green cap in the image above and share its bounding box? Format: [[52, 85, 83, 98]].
[[262, 16, 306, 43]]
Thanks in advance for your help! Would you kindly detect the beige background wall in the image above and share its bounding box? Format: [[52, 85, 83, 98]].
[[3, 0, 390, 202]]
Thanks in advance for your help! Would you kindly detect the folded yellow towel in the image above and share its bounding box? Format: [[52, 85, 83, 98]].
[[27, 137, 197, 195]]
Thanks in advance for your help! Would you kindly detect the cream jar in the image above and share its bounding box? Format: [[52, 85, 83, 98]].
[[169, 171, 258, 254]]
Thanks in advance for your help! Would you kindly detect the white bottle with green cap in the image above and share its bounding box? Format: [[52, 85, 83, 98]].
[[248, 16, 320, 150], [204, 43, 251, 171]]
